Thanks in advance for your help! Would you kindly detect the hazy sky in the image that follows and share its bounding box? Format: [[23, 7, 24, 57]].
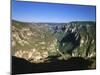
[[12, 0, 96, 23]]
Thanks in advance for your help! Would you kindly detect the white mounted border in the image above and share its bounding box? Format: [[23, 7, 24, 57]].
[[17, 0, 96, 6]]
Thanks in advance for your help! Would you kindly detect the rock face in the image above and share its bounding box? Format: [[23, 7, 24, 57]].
[[12, 20, 96, 63], [12, 20, 58, 63], [56, 22, 96, 58]]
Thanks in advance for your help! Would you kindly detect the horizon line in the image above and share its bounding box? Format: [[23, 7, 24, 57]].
[[12, 19, 96, 23]]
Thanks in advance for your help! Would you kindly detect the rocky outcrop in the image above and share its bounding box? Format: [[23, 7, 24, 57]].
[[55, 22, 96, 58], [12, 20, 58, 63], [12, 20, 96, 63]]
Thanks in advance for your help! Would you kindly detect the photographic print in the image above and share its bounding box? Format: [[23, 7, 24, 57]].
[[11, 0, 96, 74]]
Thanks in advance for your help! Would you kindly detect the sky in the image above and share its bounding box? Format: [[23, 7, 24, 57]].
[[12, 0, 96, 23]]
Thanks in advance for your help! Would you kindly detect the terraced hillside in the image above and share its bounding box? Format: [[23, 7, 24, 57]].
[[12, 20, 96, 65], [12, 20, 58, 63]]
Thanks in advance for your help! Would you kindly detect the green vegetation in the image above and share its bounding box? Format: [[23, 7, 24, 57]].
[[12, 20, 96, 67]]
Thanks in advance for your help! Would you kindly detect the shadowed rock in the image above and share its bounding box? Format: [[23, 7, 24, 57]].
[[12, 56, 94, 74], [59, 31, 81, 54]]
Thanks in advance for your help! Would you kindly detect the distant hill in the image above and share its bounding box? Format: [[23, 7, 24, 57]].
[[70, 21, 96, 25]]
